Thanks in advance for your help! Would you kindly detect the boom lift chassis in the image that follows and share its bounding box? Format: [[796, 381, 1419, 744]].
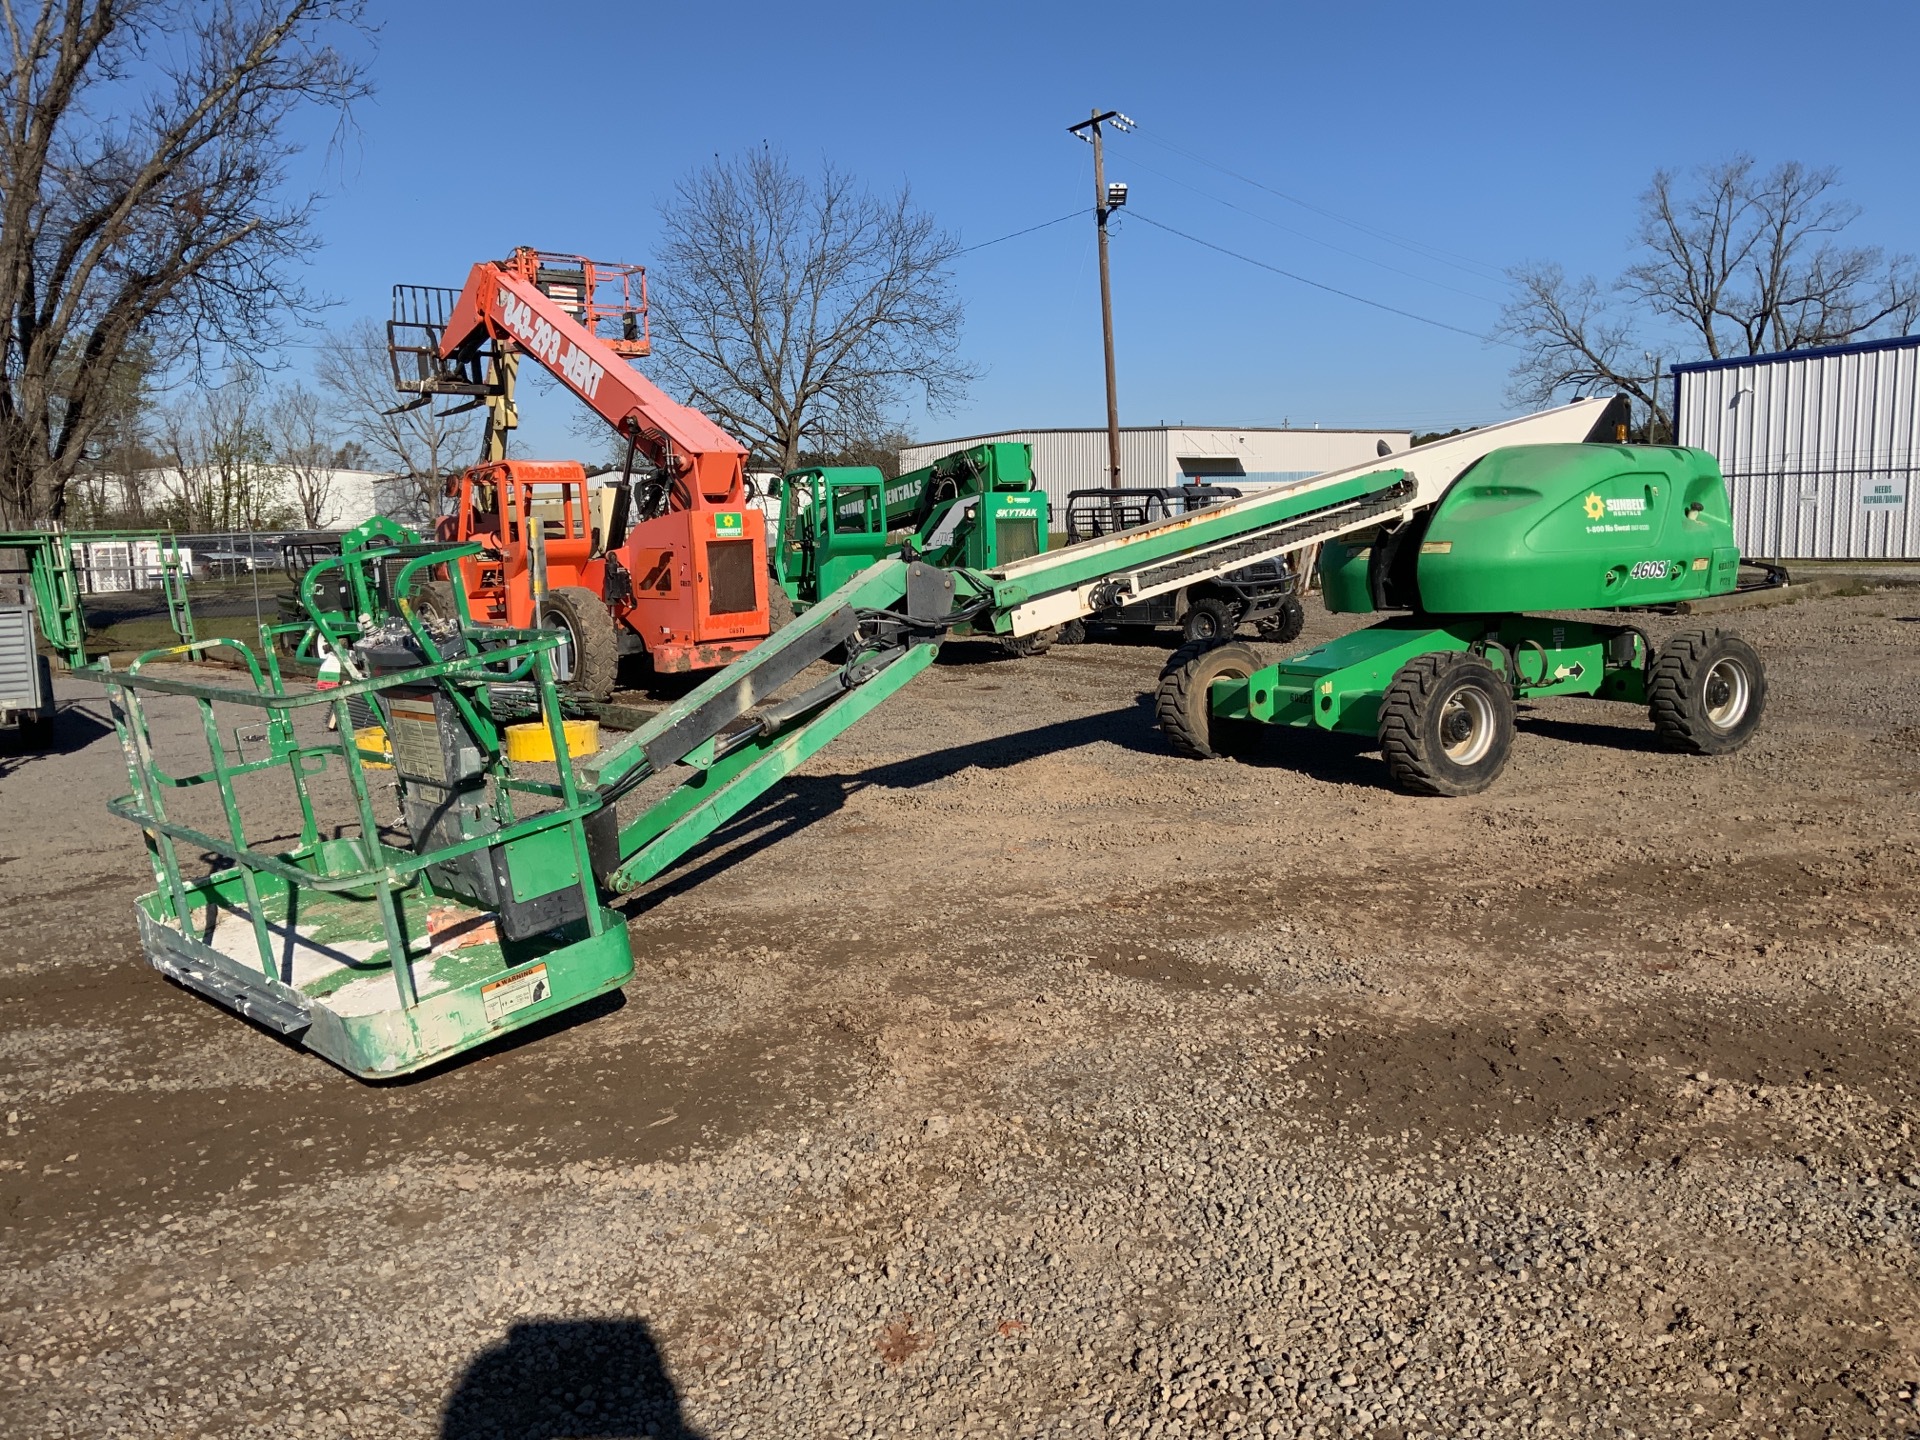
[[82, 398, 1779, 1077]]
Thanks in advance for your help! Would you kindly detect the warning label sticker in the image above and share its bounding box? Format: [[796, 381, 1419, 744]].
[[482, 964, 550, 1024]]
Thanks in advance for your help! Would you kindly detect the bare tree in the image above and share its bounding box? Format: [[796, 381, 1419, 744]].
[[0, 1, 371, 527], [795, 425, 917, 479], [270, 382, 334, 527], [1498, 156, 1920, 434], [647, 149, 977, 473], [315, 318, 475, 525], [158, 372, 288, 530], [67, 345, 157, 525]]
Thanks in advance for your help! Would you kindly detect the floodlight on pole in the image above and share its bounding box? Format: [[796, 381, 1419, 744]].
[[1066, 107, 1133, 488]]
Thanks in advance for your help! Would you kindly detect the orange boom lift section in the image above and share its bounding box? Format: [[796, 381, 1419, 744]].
[[388, 249, 769, 696]]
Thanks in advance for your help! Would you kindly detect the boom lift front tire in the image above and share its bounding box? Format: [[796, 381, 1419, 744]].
[[541, 585, 621, 700], [1157, 638, 1265, 760], [1378, 651, 1514, 796], [1647, 629, 1765, 755], [1180, 596, 1239, 645]]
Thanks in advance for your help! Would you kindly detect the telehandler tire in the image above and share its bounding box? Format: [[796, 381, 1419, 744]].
[[1180, 596, 1239, 645], [1056, 619, 1088, 646], [1647, 629, 1765, 755], [1257, 593, 1307, 646], [1378, 651, 1513, 796], [1157, 638, 1265, 760], [541, 585, 621, 700], [409, 580, 460, 624], [768, 583, 797, 633]]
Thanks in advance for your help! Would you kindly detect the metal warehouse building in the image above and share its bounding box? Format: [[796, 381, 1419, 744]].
[[1673, 334, 1918, 559], [897, 425, 1410, 529]]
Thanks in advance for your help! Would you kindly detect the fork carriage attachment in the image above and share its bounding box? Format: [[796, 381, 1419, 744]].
[[85, 544, 634, 1078]]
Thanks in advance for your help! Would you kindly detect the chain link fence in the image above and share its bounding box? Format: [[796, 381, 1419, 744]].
[[71, 529, 329, 661]]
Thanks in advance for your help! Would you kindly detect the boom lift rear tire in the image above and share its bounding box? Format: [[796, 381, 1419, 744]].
[[1647, 629, 1765, 755], [1378, 651, 1514, 796], [1180, 596, 1239, 645], [541, 585, 621, 700], [1157, 639, 1265, 760]]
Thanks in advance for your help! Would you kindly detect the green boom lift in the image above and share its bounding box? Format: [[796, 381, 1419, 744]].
[[79, 397, 1783, 1078], [0, 528, 196, 672], [773, 441, 1049, 618]]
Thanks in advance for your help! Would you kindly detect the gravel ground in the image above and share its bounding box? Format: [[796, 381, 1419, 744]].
[[2, 590, 1918, 1439]]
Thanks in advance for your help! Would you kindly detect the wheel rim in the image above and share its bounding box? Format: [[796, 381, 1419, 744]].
[[1438, 684, 1496, 766], [1191, 612, 1219, 639], [1703, 657, 1750, 730], [544, 608, 579, 682]]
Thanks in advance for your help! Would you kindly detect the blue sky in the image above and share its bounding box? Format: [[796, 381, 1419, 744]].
[[285, 0, 1920, 455]]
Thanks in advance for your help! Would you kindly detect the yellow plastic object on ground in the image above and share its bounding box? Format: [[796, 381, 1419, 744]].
[[352, 725, 392, 770], [504, 717, 600, 762]]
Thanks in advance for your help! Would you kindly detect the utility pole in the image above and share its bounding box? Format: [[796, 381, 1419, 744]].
[[1068, 108, 1133, 488]]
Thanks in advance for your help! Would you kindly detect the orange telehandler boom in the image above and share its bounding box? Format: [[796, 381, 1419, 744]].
[[387, 248, 770, 696]]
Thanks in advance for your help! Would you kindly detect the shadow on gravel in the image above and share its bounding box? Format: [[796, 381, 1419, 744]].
[[442, 1319, 707, 1438], [1514, 712, 1667, 754], [0, 699, 115, 775], [1221, 726, 1387, 789], [625, 703, 1167, 913]]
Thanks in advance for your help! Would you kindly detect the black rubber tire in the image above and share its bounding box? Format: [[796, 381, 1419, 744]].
[[1647, 629, 1766, 755], [1180, 596, 1239, 645], [1156, 638, 1266, 760], [1056, 618, 1088, 646], [410, 580, 460, 624], [1378, 651, 1514, 796], [767, 583, 798, 633], [999, 626, 1059, 658], [1257, 593, 1307, 646], [540, 585, 621, 700]]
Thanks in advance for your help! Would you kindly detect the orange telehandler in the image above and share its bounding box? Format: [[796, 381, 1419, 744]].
[[387, 249, 769, 697]]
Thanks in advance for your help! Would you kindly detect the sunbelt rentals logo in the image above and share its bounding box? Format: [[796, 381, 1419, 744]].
[[714, 512, 743, 537], [1584, 491, 1650, 532]]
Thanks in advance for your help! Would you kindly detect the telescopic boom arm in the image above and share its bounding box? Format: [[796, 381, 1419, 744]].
[[423, 248, 749, 508], [577, 399, 1622, 888]]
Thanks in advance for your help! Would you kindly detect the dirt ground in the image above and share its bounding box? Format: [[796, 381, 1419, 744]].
[[2, 590, 1918, 1439]]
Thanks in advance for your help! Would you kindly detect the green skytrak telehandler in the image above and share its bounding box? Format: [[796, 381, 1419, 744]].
[[772, 441, 1051, 647], [78, 396, 1784, 1078]]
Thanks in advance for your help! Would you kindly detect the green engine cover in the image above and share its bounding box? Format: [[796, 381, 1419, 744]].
[[1319, 444, 1742, 615], [1416, 444, 1740, 612]]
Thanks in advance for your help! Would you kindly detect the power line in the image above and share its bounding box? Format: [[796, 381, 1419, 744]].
[[1119, 153, 1502, 306], [953, 209, 1082, 256], [1128, 212, 1508, 345], [1132, 130, 1508, 283]]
